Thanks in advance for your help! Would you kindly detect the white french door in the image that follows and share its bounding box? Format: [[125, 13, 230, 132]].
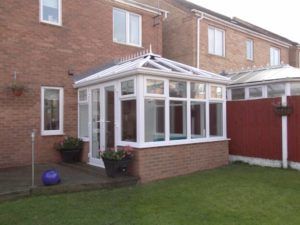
[[89, 82, 117, 167]]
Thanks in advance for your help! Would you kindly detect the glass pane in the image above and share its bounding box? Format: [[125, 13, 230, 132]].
[[291, 83, 300, 96], [147, 79, 164, 95], [231, 88, 245, 100], [170, 101, 187, 140], [113, 9, 126, 43], [191, 102, 206, 138], [79, 104, 89, 138], [208, 28, 214, 54], [145, 99, 165, 142], [105, 86, 115, 149], [44, 89, 60, 130], [169, 81, 187, 98], [79, 89, 87, 102], [246, 40, 253, 60], [249, 87, 263, 98], [121, 80, 134, 95], [211, 85, 223, 99], [91, 89, 100, 158], [267, 83, 285, 98], [42, 0, 59, 23], [122, 100, 136, 142], [209, 103, 223, 137], [191, 82, 206, 99], [270, 48, 280, 66], [129, 14, 140, 45], [215, 29, 223, 56]]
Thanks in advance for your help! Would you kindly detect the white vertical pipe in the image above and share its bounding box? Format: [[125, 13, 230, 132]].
[[31, 130, 35, 187], [281, 95, 288, 169]]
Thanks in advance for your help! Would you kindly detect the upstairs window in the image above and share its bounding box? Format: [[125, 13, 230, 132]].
[[270, 47, 280, 66], [113, 8, 141, 46], [246, 39, 254, 60], [208, 27, 225, 56], [40, 0, 62, 26]]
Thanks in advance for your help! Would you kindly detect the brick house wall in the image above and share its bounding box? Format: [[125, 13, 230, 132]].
[[0, 0, 162, 168], [139, 0, 298, 74]]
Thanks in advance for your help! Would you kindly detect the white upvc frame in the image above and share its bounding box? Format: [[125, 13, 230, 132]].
[[41, 86, 64, 136], [208, 26, 225, 57], [246, 39, 254, 61], [78, 88, 89, 142], [270, 47, 281, 66], [39, 0, 62, 26], [112, 8, 142, 47]]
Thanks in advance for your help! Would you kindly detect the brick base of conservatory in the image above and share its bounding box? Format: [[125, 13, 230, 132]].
[[128, 140, 229, 183]]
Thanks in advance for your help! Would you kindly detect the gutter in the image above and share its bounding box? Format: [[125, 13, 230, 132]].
[[191, 9, 204, 69], [227, 77, 300, 88]]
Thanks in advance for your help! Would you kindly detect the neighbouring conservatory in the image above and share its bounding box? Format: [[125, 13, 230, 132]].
[[74, 51, 230, 181]]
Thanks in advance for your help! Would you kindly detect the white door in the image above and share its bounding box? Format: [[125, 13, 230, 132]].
[[89, 83, 116, 167]]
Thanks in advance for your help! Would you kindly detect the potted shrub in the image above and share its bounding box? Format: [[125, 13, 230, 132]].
[[100, 146, 133, 177], [9, 81, 25, 97], [54, 136, 83, 163]]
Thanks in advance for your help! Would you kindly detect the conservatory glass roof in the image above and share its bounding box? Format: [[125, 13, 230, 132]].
[[228, 65, 300, 86], [74, 52, 229, 87]]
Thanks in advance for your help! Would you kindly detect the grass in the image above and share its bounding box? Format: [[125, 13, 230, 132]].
[[1, 163, 300, 225]]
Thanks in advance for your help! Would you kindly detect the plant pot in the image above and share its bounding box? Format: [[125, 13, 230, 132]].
[[12, 89, 23, 97], [102, 157, 133, 177], [60, 148, 82, 163]]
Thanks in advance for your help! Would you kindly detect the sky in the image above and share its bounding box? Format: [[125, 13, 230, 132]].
[[187, 0, 300, 43]]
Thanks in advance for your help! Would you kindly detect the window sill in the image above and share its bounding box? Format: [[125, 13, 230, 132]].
[[40, 20, 62, 27], [207, 53, 226, 59], [41, 131, 64, 136]]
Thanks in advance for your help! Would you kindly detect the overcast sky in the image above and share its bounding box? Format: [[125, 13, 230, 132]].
[[187, 0, 300, 43]]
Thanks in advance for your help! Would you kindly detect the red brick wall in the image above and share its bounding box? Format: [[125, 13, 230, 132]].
[[129, 141, 228, 183], [140, 0, 294, 74], [0, 0, 162, 168]]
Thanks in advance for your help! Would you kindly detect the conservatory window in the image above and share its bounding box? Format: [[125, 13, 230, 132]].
[[121, 99, 136, 142], [170, 101, 187, 140], [267, 83, 285, 98], [231, 88, 245, 100], [211, 85, 223, 99], [146, 79, 164, 95], [209, 103, 223, 137], [249, 87, 263, 99], [191, 102, 206, 138], [121, 79, 134, 96], [291, 82, 300, 96], [41, 87, 63, 135], [169, 80, 187, 98], [113, 8, 141, 46], [78, 89, 89, 139], [40, 0, 61, 25], [191, 82, 206, 99], [145, 99, 165, 142]]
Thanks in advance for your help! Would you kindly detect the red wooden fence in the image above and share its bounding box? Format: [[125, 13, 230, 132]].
[[288, 96, 300, 162], [227, 98, 282, 160]]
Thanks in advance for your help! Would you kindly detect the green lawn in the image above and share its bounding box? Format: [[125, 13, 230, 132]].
[[1, 163, 300, 225]]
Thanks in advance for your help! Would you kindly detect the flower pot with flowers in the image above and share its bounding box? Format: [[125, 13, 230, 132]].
[[100, 146, 133, 177], [10, 81, 25, 97], [54, 136, 83, 163]]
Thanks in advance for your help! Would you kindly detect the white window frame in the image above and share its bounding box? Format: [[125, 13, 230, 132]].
[[78, 88, 89, 141], [270, 47, 280, 66], [208, 26, 225, 57], [120, 77, 136, 98], [246, 39, 254, 61], [41, 86, 64, 136], [113, 8, 142, 47], [39, 0, 62, 26]]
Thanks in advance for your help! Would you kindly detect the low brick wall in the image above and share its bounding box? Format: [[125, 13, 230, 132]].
[[129, 140, 229, 183]]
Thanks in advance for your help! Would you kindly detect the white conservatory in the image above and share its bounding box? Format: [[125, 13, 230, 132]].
[[74, 52, 230, 171]]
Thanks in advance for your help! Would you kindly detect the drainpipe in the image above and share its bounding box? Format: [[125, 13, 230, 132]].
[[281, 95, 288, 169], [191, 10, 204, 68]]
